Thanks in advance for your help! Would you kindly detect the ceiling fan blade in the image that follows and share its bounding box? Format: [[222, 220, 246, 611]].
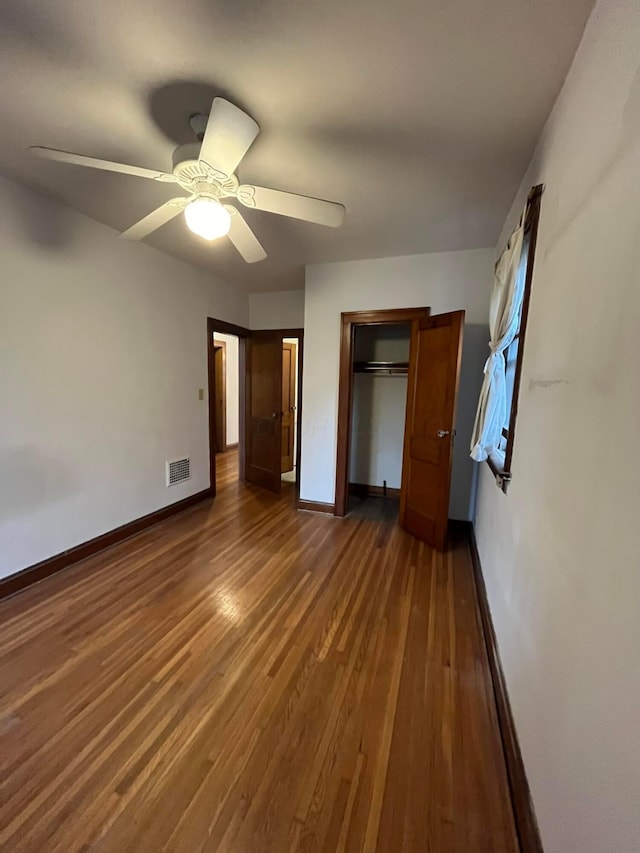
[[225, 206, 267, 263], [238, 184, 345, 228], [120, 198, 187, 240], [199, 98, 260, 177], [30, 147, 176, 183]]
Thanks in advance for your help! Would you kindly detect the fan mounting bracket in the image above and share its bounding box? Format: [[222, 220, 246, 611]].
[[189, 113, 208, 142]]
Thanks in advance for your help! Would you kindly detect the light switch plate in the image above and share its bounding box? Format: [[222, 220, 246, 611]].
[[198, 388, 204, 401]]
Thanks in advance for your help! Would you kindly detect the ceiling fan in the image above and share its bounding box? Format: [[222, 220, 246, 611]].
[[30, 98, 346, 263]]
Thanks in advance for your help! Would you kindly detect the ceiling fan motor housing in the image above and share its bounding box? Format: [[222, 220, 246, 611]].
[[171, 142, 201, 171], [171, 143, 239, 199]]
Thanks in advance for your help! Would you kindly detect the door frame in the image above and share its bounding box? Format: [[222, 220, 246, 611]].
[[283, 329, 304, 506], [334, 307, 431, 517], [207, 320, 304, 500], [207, 317, 251, 495], [249, 328, 304, 504], [212, 338, 227, 453], [281, 339, 297, 474]]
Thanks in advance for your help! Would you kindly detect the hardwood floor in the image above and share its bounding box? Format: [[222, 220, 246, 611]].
[[0, 450, 518, 852]]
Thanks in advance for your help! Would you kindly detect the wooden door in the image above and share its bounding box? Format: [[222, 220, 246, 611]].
[[399, 311, 464, 550], [245, 332, 283, 493], [281, 342, 296, 473], [213, 344, 226, 452]]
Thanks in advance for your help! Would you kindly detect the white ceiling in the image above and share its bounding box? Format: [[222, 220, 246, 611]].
[[0, 0, 594, 292]]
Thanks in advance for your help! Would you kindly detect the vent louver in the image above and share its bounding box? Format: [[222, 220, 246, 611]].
[[166, 457, 190, 486]]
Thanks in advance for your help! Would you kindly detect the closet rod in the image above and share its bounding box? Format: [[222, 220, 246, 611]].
[[353, 360, 409, 376]]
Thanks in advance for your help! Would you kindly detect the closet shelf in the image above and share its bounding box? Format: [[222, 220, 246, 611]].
[[353, 361, 409, 376]]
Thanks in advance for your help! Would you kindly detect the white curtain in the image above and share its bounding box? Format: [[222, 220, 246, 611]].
[[470, 214, 527, 463]]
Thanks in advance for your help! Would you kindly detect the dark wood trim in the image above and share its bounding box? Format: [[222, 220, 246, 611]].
[[224, 442, 239, 451], [466, 522, 544, 853], [208, 317, 252, 338], [0, 488, 214, 602], [339, 308, 431, 326], [486, 185, 544, 492], [207, 317, 250, 490], [335, 307, 431, 517], [297, 499, 335, 514], [238, 337, 247, 481], [207, 320, 217, 495], [349, 483, 401, 499], [335, 315, 353, 517], [503, 185, 543, 476], [293, 331, 304, 508], [486, 453, 503, 480]]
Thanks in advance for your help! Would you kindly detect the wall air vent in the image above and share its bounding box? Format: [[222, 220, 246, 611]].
[[166, 457, 190, 487]]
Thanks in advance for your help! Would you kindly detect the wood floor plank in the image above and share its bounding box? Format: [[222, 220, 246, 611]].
[[0, 450, 518, 852]]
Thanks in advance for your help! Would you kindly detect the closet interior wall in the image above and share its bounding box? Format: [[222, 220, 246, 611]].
[[349, 323, 411, 495]]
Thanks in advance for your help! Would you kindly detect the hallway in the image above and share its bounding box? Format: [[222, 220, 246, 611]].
[[0, 451, 517, 852]]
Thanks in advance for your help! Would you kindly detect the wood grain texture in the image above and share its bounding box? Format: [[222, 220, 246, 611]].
[[399, 311, 464, 550], [297, 499, 336, 514], [0, 488, 214, 602], [0, 451, 518, 852], [245, 331, 283, 493]]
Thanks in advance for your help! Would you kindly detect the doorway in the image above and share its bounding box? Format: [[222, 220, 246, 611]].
[[281, 338, 299, 484], [212, 339, 227, 453], [334, 308, 464, 550], [348, 322, 411, 503], [244, 329, 303, 502], [207, 317, 250, 495], [335, 308, 430, 515], [211, 332, 241, 489], [207, 318, 304, 505]]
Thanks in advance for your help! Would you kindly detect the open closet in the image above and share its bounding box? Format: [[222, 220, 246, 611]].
[[335, 307, 464, 550], [349, 323, 411, 499]]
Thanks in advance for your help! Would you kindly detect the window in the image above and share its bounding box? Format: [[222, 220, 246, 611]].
[[487, 186, 543, 491]]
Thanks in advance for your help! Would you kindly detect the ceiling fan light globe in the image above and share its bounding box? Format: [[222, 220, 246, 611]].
[[184, 197, 231, 241]]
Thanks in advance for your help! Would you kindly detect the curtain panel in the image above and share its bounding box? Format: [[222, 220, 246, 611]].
[[470, 213, 527, 463]]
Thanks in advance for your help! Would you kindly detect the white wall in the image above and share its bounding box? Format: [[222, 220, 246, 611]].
[[349, 325, 411, 489], [212, 333, 239, 446], [474, 2, 640, 851], [0, 175, 248, 580], [349, 374, 408, 489], [300, 248, 494, 518], [249, 289, 304, 329]]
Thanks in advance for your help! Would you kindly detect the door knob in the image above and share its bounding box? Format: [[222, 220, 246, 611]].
[[436, 430, 450, 438]]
